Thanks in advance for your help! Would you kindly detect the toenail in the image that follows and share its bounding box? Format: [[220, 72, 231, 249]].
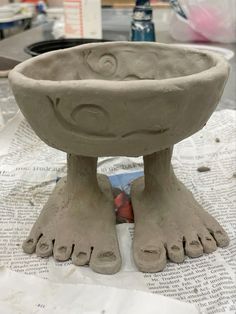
[[171, 245, 180, 251], [216, 230, 223, 235], [98, 251, 116, 261], [100, 252, 113, 257], [142, 249, 158, 254], [26, 239, 34, 245], [58, 246, 67, 253], [40, 243, 49, 250], [190, 240, 200, 246]]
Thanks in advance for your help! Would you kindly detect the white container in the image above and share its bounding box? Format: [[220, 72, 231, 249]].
[[47, 7, 64, 20], [0, 7, 14, 19]]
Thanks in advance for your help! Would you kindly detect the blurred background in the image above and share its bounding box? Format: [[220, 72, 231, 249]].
[[0, 0, 235, 43], [0, 0, 235, 56]]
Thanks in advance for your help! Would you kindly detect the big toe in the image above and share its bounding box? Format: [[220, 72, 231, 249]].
[[90, 246, 121, 274], [133, 244, 167, 272]]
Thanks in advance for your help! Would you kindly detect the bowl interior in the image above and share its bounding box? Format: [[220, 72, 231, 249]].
[[25, 38, 112, 57], [19, 42, 216, 82]]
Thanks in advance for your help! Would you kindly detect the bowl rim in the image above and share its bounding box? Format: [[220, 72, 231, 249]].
[[9, 41, 229, 91]]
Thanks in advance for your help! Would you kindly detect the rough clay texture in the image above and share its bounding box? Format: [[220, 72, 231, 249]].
[[8, 42, 229, 157], [22, 155, 121, 274], [9, 42, 230, 274], [131, 149, 229, 272]]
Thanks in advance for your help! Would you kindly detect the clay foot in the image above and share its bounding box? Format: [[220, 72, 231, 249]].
[[22, 155, 121, 275], [131, 149, 229, 273]]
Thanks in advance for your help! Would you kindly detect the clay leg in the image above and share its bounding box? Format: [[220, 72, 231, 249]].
[[22, 154, 121, 274], [131, 148, 229, 272]]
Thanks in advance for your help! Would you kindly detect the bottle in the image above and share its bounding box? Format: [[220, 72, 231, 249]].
[[34, 1, 47, 26], [131, 0, 156, 42]]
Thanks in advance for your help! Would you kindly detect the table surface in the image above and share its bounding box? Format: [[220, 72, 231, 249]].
[[0, 9, 235, 125], [0, 13, 33, 23]]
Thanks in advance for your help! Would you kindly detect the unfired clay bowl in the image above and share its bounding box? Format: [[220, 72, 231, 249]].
[[9, 42, 229, 157]]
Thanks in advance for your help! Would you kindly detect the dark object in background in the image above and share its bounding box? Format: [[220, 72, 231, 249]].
[[169, 0, 188, 19], [25, 38, 112, 57], [131, 0, 156, 42], [0, 56, 20, 77], [135, 0, 150, 5]]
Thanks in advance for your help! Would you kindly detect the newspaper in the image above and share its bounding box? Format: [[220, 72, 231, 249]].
[[0, 109, 235, 313], [0, 267, 199, 314]]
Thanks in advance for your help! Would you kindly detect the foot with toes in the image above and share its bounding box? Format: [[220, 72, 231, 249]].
[[131, 149, 229, 272], [22, 155, 121, 274]]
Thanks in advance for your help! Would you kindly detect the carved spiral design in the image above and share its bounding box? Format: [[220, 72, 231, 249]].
[[97, 54, 117, 77], [71, 104, 109, 135]]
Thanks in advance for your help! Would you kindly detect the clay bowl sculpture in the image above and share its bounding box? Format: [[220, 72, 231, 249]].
[[9, 42, 230, 274]]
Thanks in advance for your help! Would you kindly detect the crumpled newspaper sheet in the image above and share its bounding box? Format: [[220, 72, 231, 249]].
[[0, 266, 199, 314]]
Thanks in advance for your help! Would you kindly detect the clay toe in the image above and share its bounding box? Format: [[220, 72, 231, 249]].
[[184, 233, 203, 258], [200, 212, 230, 248], [211, 229, 230, 247], [134, 244, 167, 272], [166, 241, 185, 263], [53, 242, 73, 261], [22, 232, 41, 254], [89, 247, 121, 274], [36, 236, 53, 257], [198, 231, 217, 254], [72, 245, 91, 266]]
